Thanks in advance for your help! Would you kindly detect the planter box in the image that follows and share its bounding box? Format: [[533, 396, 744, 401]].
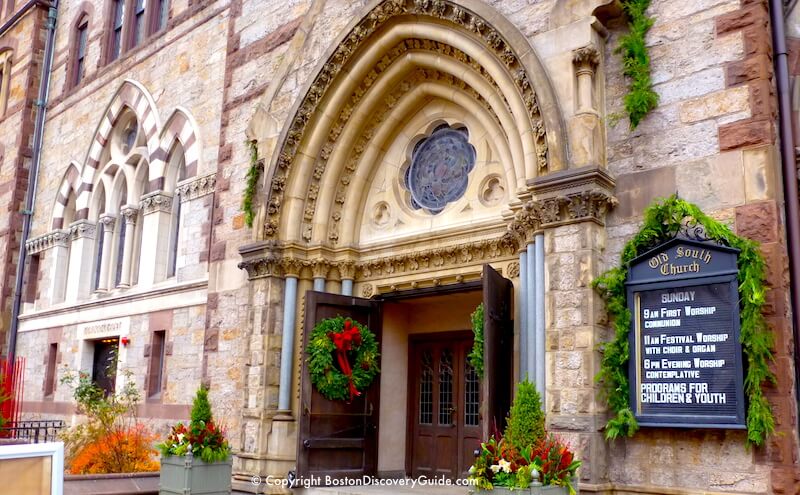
[[471, 483, 576, 494], [159, 454, 232, 495]]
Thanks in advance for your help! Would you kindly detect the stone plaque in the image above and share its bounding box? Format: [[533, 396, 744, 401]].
[[77, 317, 130, 340], [626, 238, 746, 428]]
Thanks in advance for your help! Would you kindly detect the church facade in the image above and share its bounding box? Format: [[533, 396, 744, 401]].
[[2, 0, 799, 493]]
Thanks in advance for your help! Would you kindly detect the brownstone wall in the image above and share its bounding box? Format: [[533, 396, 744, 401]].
[[0, 6, 48, 356]]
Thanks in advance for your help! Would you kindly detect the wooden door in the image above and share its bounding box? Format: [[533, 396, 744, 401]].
[[297, 291, 383, 481], [483, 264, 513, 435], [408, 332, 482, 479]]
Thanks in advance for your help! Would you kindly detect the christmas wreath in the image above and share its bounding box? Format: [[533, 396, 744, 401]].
[[306, 316, 380, 402]]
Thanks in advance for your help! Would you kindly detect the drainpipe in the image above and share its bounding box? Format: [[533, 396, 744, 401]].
[[7, 1, 59, 363], [769, 0, 800, 434]]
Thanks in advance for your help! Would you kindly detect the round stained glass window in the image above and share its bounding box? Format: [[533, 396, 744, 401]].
[[406, 127, 476, 214]]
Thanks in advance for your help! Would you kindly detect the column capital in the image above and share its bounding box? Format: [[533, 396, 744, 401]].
[[69, 219, 97, 240], [311, 259, 330, 279], [98, 213, 116, 229], [120, 205, 139, 224], [337, 261, 356, 280], [572, 45, 600, 72], [139, 191, 173, 215]]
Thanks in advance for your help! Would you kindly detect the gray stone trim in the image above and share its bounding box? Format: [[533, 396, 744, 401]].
[[69, 219, 97, 240]]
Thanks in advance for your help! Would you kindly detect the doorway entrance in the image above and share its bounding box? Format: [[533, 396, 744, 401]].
[[92, 337, 119, 396], [407, 331, 481, 479]]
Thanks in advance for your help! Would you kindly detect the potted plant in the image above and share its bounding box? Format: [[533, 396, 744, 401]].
[[468, 380, 580, 494], [158, 386, 232, 495]]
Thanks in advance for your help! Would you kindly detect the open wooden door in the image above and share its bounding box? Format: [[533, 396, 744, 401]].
[[482, 264, 513, 436], [297, 291, 382, 482]]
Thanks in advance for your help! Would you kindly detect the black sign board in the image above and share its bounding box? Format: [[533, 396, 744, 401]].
[[626, 237, 746, 428]]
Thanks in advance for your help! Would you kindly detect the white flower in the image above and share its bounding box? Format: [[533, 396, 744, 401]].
[[498, 459, 512, 473], [177, 433, 185, 443], [490, 464, 502, 474]]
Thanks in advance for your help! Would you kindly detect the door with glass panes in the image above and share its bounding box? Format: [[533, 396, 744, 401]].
[[408, 331, 481, 479]]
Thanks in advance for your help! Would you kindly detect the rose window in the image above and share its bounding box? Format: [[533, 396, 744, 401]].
[[402, 125, 476, 214]]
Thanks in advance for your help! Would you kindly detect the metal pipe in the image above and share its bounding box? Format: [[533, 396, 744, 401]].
[[769, 0, 800, 435], [7, 1, 59, 363]]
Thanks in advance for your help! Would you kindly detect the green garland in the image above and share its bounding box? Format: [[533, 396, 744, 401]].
[[242, 140, 263, 228], [469, 303, 485, 378], [306, 316, 380, 402], [616, 0, 658, 129], [593, 196, 775, 447]]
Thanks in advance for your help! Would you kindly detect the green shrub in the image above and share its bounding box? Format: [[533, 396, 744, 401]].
[[191, 386, 213, 425], [504, 379, 545, 451], [468, 303, 484, 377]]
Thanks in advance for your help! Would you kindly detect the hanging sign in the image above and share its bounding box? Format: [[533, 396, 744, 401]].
[[626, 237, 745, 428]]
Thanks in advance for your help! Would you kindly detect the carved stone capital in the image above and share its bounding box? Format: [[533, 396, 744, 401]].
[[311, 260, 330, 279], [176, 173, 216, 202], [69, 220, 97, 240], [120, 205, 139, 224], [98, 214, 116, 230], [26, 229, 70, 254], [139, 191, 173, 214], [337, 261, 356, 280], [237, 241, 283, 280], [506, 200, 541, 247], [281, 258, 304, 278], [573, 45, 600, 71], [525, 166, 617, 229]]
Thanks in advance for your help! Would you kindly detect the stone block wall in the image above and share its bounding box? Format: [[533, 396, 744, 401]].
[[603, 0, 799, 493], [0, 6, 48, 355]]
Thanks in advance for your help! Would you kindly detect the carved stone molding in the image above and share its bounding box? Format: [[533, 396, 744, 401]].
[[507, 261, 520, 278], [265, 0, 549, 241], [354, 235, 516, 281], [26, 229, 70, 254], [311, 260, 330, 279], [69, 219, 97, 240], [338, 261, 356, 280], [140, 191, 173, 214], [176, 173, 216, 202]]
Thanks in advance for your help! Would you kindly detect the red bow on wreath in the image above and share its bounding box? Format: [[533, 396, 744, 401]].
[[329, 319, 363, 402]]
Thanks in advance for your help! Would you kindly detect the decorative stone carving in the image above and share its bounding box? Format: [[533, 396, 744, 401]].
[[98, 214, 116, 230], [281, 258, 304, 278], [507, 261, 520, 278], [176, 173, 216, 202], [139, 191, 173, 214], [361, 284, 374, 298], [69, 219, 97, 240], [265, 0, 550, 240], [338, 261, 356, 280], [26, 229, 70, 254], [354, 235, 516, 281], [311, 260, 330, 279]]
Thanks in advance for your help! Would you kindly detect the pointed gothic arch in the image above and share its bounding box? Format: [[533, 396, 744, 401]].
[[259, 0, 566, 246], [76, 79, 161, 218], [51, 162, 82, 229]]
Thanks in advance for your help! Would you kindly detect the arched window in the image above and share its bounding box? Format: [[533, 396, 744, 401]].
[[71, 14, 90, 88], [153, 0, 169, 32], [113, 184, 127, 287], [167, 152, 185, 278], [109, 0, 125, 62], [0, 50, 12, 116], [92, 184, 107, 291], [131, 0, 146, 48]]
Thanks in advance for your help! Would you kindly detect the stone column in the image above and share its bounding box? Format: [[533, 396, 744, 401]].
[[339, 262, 355, 296], [118, 205, 139, 288], [25, 230, 71, 307], [519, 249, 528, 379], [65, 220, 96, 302], [570, 45, 604, 168], [96, 214, 116, 292], [526, 242, 536, 385], [278, 258, 302, 413], [312, 260, 328, 292], [137, 192, 173, 287]]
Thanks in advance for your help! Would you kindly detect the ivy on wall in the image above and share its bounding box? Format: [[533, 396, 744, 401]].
[[593, 196, 776, 447], [469, 303, 485, 378], [242, 141, 263, 228], [617, 0, 659, 128]]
